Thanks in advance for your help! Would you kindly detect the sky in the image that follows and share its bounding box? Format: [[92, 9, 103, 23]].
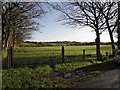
[[28, 7, 117, 42]]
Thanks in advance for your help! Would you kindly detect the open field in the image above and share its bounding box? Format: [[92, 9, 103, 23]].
[[14, 45, 112, 56], [3, 45, 113, 68], [3, 45, 117, 88]]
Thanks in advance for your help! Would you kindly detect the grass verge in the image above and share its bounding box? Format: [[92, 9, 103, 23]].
[[3, 60, 117, 88]]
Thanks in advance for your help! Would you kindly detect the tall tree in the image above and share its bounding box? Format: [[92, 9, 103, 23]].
[[49, 2, 106, 60], [117, 1, 120, 49], [2, 2, 46, 58], [2, 2, 46, 50], [97, 1, 117, 56]]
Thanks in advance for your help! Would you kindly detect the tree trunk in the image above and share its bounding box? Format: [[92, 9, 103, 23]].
[[118, 2, 120, 49], [106, 19, 116, 57], [109, 31, 115, 57], [96, 30, 102, 61], [12, 28, 15, 49]]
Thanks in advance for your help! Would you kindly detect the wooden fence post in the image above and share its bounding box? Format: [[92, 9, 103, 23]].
[[83, 49, 85, 61], [7, 47, 13, 68], [62, 46, 64, 63]]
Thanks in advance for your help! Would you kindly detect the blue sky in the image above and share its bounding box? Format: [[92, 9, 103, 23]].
[[28, 8, 117, 42]]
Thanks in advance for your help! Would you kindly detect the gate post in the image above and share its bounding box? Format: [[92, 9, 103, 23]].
[[83, 49, 85, 61]]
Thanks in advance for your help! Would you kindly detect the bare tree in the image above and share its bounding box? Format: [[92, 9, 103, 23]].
[[117, 1, 120, 49], [48, 2, 106, 60], [97, 1, 117, 56]]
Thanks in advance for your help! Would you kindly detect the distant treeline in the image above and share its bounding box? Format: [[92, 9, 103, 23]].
[[18, 41, 117, 47]]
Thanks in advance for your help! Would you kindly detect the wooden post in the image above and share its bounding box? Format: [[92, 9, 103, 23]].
[[83, 49, 85, 61], [7, 47, 13, 68], [62, 46, 64, 63]]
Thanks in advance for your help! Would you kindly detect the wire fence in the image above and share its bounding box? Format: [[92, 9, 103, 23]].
[[2, 46, 110, 69]]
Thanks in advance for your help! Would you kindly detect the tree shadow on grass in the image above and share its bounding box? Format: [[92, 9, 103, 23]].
[[2, 55, 84, 69], [2, 54, 116, 71], [72, 60, 120, 74]]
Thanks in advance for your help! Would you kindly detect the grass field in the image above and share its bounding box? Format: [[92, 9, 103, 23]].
[[2, 45, 116, 88], [2, 45, 112, 68], [14, 45, 112, 56]]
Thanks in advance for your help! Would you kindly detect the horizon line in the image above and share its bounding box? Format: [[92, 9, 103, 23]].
[[25, 40, 115, 43]]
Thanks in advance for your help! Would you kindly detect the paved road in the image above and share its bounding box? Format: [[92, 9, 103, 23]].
[[79, 64, 120, 88]]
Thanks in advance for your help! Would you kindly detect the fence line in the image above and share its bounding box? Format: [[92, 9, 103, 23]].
[[4, 46, 110, 69]]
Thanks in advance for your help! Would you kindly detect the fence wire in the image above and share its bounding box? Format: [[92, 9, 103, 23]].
[[2, 46, 109, 69]]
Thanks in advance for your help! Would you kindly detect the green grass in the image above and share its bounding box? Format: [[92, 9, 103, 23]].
[[2, 45, 115, 88], [2, 60, 117, 88], [2, 45, 112, 68], [14, 45, 112, 56], [54, 61, 102, 73], [2, 61, 102, 88], [2, 65, 53, 88]]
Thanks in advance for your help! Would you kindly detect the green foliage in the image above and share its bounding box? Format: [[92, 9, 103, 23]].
[[2, 61, 103, 88], [2, 45, 113, 88], [2, 65, 53, 89], [54, 61, 100, 73]]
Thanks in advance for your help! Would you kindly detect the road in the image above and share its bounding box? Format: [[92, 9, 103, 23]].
[[79, 64, 120, 88]]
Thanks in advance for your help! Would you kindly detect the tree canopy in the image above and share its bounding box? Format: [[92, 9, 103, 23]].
[[2, 2, 46, 50]]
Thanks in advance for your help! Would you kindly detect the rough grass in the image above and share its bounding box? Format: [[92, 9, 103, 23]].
[[14, 45, 112, 56], [2, 65, 53, 89], [2, 45, 113, 69], [2, 60, 117, 88], [2, 45, 116, 88]]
